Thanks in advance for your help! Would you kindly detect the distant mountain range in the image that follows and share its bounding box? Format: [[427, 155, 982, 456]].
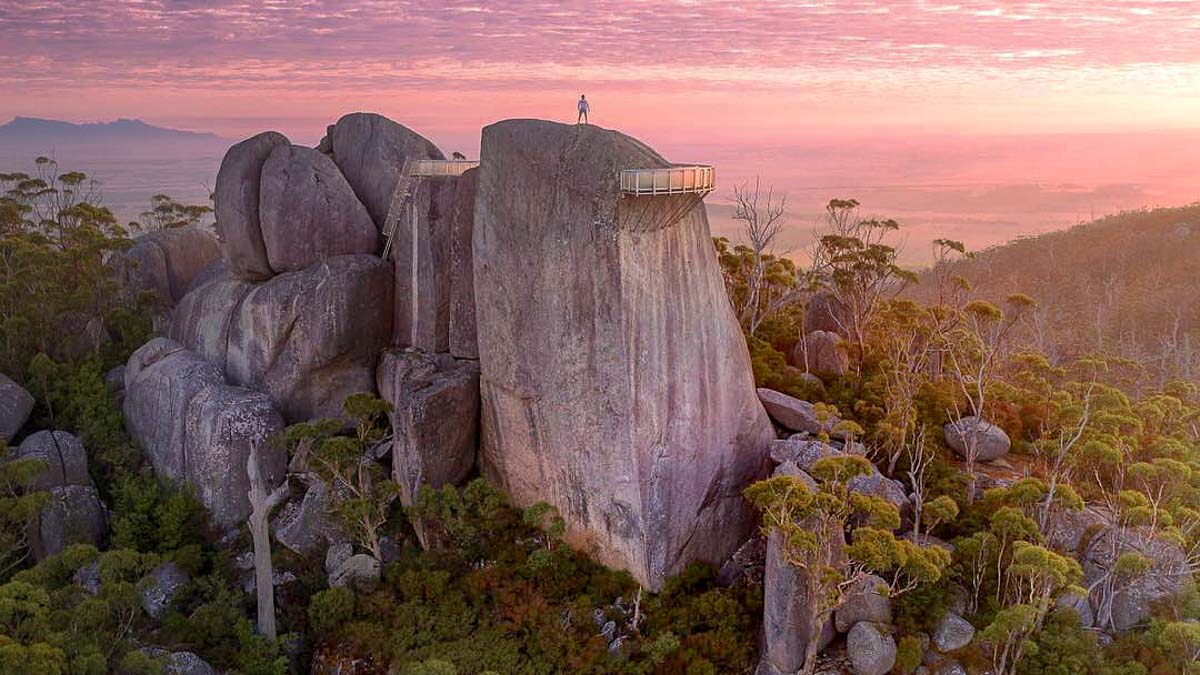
[[0, 117, 227, 149]]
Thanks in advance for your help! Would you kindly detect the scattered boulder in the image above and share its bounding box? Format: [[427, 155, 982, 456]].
[[139, 648, 217, 675], [943, 416, 1010, 462], [804, 292, 849, 335], [847, 471, 909, 513], [328, 553, 380, 593], [931, 611, 975, 652], [31, 485, 107, 559], [214, 131, 291, 281], [0, 373, 34, 442], [171, 255, 393, 424], [759, 462, 836, 674], [140, 562, 189, 620], [1056, 589, 1095, 627], [933, 662, 968, 675], [114, 226, 221, 306], [792, 330, 848, 377], [73, 561, 101, 594], [124, 338, 287, 527], [324, 542, 354, 574], [474, 120, 774, 589], [1045, 505, 1107, 554], [846, 622, 897, 675], [325, 112, 444, 229], [14, 430, 92, 491], [377, 349, 480, 510], [258, 144, 379, 273], [769, 437, 838, 471], [757, 389, 847, 438], [835, 574, 893, 632]]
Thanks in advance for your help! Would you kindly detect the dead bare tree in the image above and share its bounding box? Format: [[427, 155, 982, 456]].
[[247, 441, 289, 640], [730, 178, 796, 335]]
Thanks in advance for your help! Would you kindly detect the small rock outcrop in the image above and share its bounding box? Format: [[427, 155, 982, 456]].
[[377, 349, 480, 508], [214, 131, 291, 281], [473, 120, 774, 589], [328, 553, 380, 592], [846, 622, 897, 675], [0, 373, 34, 442], [140, 562, 189, 619], [931, 611, 975, 652], [258, 144, 379, 273], [943, 416, 1010, 462], [792, 330, 848, 377], [1081, 526, 1189, 631], [124, 338, 287, 527], [114, 226, 221, 307], [139, 648, 217, 675], [272, 479, 348, 556], [170, 255, 393, 423], [803, 292, 849, 335]]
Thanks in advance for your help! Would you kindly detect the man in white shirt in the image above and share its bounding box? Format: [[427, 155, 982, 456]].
[[577, 95, 590, 124]]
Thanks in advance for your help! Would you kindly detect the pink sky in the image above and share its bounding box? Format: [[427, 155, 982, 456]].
[[3, 0, 1199, 261]]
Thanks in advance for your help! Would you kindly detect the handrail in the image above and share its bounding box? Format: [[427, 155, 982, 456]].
[[620, 165, 715, 196], [408, 159, 480, 177]]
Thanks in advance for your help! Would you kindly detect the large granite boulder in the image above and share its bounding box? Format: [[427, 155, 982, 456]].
[[473, 120, 774, 589], [115, 226, 221, 309], [931, 611, 975, 652], [804, 291, 849, 335], [14, 430, 92, 491], [943, 416, 1010, 462], [214, 131, 291, 281], [324, 112, 445, 229], [171, 255, 393, 423], [759, 462, 836, 674], [32, 485, 107, 559], [0, 373, 34, 442], [258, 144, 379, 273], [124, 338, 287, 527], [272, 479, 348, 556], [377, 350, 479, 507], [792, 330, 848, 377]]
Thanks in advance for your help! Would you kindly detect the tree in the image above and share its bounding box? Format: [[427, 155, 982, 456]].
[[0, 442, 48, 581], [134, 194, 212, 232], [246, 442, 289, 640], [746, 455, 949, 674], [808, 198, 917, 375], [283, 394, 397, 562], [717, 178, 805, 337]]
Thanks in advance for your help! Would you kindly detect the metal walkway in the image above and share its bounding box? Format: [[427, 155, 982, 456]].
[[619, 165, 715, 196]]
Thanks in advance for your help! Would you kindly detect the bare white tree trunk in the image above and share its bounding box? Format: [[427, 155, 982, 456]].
[[247, 442, 289, 641]]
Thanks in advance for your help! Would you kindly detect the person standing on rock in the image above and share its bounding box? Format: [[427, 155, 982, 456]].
[[577, 94, 590, 124]]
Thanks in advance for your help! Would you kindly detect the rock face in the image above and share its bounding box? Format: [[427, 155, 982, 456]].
[[943, 416, 1010, 462], [14, 430, 92, 491], [325, 112, 445, 229], [792, 330, 848, 377], [214, 131, 291, 281], [170, 255, 393, 423], [473, 120, 774, 589], [115, 226, 221, 306], [140, 562, 188, 619], [376, 350, 480, 507], [757, 389, 848, 438], [0, 373, 34, 442], [760, 462, 836, 674], [272, 479, 348, 556], [258, 144, 379, 273], [124, 338, 287, 527], [846, 622, 897, 675], [447, 168, 479, 359]]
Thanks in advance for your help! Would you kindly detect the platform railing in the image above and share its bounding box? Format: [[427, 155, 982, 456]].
[[408, 159, 480, 178], [620, 165, 715, 196]]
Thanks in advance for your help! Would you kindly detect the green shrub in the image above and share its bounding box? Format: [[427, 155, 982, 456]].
[[308, 587, 355, 638]]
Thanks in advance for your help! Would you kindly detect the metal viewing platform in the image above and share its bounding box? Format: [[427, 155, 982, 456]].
[[619, 165, 715, 196], [408, 159, 480, 178]]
